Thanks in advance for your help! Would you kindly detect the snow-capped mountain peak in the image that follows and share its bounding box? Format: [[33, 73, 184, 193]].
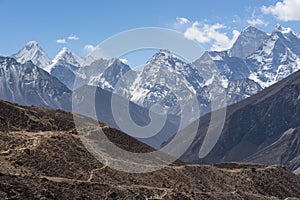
[[25, 40, 39, 48], [7, 25, 300, 122], [143, 49, 189, 75], [52, 47, 84, 66], [243, 25, 261, 33], [147, 49, 181, 65], [108, 58, 123, 66], [124, 49, 208, 117], [229, 26, 269, 58], [12, 41, 51, 68], [87, 58, 132, 91], [246, 24, 300, 88], [42, 48, 86, 90], [274, 24, 292, 34], [0, 55, 71, 110], [272, 24, 300, 42]]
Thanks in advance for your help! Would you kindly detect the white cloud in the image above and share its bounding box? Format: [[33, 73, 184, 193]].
[[56, 34, 79, 45], [56, 39, 67, 44], [84, 44, 98, 54], [119, 58, 128, 64], [68, 34, 79, 40], [247, 18, 269, 26], [262, 0, 300, 21], [176, 17, 190, 25], [184, 22, 240, 51]]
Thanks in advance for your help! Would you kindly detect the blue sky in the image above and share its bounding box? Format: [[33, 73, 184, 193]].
[[1, 0, 300, 66]]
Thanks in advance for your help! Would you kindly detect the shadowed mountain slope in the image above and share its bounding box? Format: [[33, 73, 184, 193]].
[[181, 69, 300, 173]]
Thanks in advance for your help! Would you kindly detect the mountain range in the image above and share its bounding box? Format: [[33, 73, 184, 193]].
[[0, 56, 71, 110], [0, 24, 300, 168], [10, 25, 300, 120]]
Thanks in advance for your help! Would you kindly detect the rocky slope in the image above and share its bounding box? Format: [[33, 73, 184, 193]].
[[181, 68, 300, 172], [1, 100, 300, 199]]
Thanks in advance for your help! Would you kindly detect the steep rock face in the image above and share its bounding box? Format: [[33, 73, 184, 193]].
[[0, 56, 71, 110], [226, 78, 262, 105], [229, 26, 270, 59], [246, 25, 300, 88], [203, 51, 251, 81]]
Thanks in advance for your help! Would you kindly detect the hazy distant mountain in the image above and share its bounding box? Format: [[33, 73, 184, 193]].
[[73, 85, 180, 148], [43, 50, 130, 91]]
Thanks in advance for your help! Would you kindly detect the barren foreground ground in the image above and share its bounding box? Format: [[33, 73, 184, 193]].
[[0, 100, 300, 199]]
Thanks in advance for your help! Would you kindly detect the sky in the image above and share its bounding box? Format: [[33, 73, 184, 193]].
[[1, 0, 300, 66]]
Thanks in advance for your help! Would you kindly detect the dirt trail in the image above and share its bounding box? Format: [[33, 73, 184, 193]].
[[40, 175, 172, 199], [40, 174, 173, 197], [88, 159, 108, 182], [0, 133, 41, 155]]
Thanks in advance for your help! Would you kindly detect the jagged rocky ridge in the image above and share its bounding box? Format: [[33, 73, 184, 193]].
[[0, 54, 180, 149], [4, 24, 300, 151]]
